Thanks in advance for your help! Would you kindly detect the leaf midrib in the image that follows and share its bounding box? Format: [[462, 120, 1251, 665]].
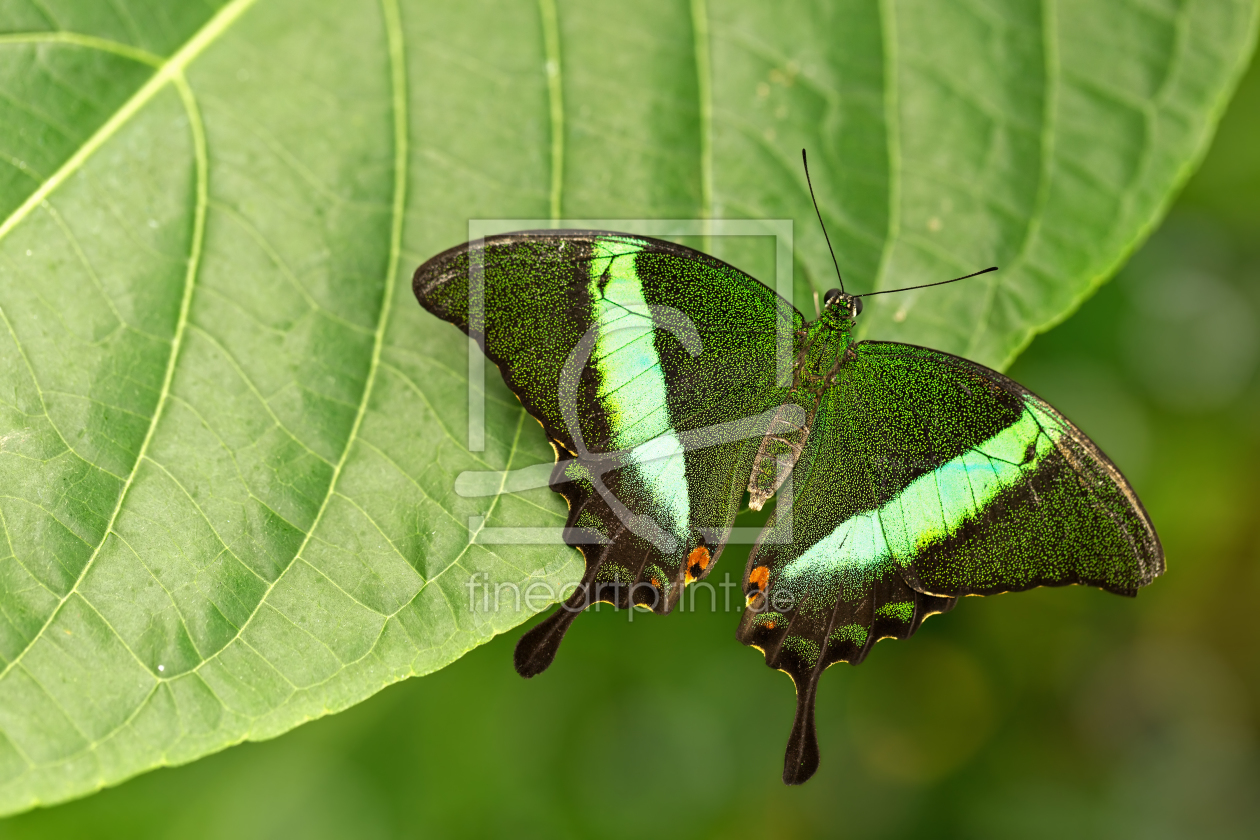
[[0, 0, 415, 720], [186, 0, 412, 675], [691, 0, 713, 225], [872, 0, 901, 296], [962, 0, 1060, 359], [0, 0, 260, 243], [538, 0, 564, 221]]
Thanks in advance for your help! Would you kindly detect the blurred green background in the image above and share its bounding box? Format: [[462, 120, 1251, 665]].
[[3, 31, 1258, 840]]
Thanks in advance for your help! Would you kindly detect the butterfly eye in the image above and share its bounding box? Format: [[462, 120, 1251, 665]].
[[823, 288, 843, 307], [853, 297, 863, 316]]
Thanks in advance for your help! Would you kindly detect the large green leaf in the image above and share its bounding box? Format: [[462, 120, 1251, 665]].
[[0, 0, 1253, 815]]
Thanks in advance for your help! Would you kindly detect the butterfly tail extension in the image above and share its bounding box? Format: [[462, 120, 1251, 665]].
[[779, 595, 851, 785], [739, 553, 960, 784], [783, 672, 821, 785], [513, 533, 612, 678], [514, 596, 583, 678], [737, 575, 831, 785]]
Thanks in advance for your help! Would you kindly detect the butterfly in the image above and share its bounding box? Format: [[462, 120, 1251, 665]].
[[413, 194, 1163, 785]]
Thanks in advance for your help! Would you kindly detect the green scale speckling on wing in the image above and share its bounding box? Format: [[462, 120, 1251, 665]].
[[414, 232, 801, 674], [412, 231, 1163, 787], [738, 296, 1162, 783]]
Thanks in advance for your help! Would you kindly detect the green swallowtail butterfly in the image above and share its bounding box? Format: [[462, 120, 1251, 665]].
[[413, 203, 1162, 785]]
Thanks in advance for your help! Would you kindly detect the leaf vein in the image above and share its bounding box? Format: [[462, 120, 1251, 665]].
[[538, 0, 565, 221], [964, 0, 1059, 357], [0, 73, 210, 685], [186, 0, 411, 681], [186, 323, 335, 468], [0, 0, 260, 245]]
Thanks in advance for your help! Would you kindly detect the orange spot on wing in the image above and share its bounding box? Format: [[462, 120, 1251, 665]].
[[745, 566, 771, 606], [749, 566, 770, 591], [684, 546, 712, 583]]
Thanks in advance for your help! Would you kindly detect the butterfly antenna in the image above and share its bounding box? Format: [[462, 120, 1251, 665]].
[[857, 266, 998, 298], [801, 149, 845, 294]]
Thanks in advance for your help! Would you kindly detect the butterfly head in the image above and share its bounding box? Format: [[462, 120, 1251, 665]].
[[822, 287, 862, 323]]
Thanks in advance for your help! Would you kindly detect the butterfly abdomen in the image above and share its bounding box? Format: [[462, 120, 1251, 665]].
[[747, 402, 813, 510], [746, 314, 856, 511]]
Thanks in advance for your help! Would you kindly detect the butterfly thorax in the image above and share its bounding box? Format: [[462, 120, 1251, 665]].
[[746, 297, 857, 511], [797, 306, 854, 387]]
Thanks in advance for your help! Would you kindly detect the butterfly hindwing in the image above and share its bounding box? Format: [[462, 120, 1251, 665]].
[[740, 340, 1161, 783], [846, 342, 1163, 596], [414, 232, 802, 672]]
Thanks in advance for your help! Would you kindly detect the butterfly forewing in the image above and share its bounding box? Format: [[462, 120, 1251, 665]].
[[414, 232, 802, 669]]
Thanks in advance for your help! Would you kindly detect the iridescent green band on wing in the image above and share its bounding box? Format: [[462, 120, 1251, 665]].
[[587, 236, 690, 551], [779, 401, 1062, 604]]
